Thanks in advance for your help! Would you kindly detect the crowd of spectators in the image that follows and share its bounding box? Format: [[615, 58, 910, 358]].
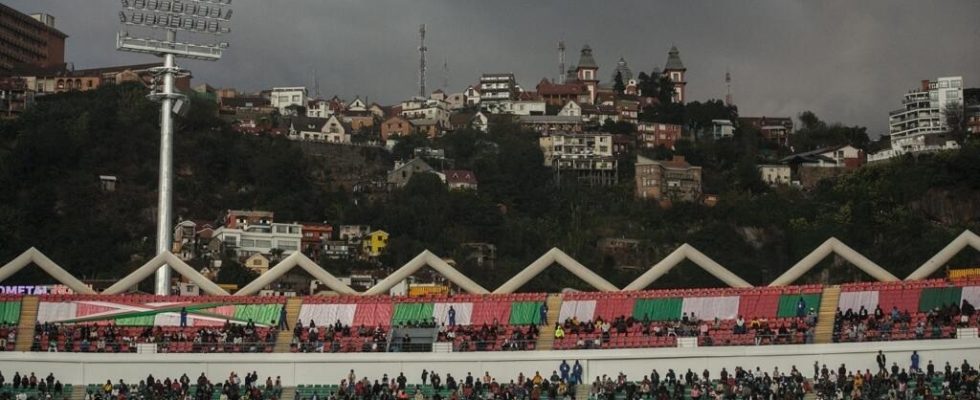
[[435, 322, 539, 352], [590, 365, 812, 400], [832, 300, 975, 343], [32, 320, 276, 353], [0, 371, 67, 400], [555, 311, 818, 350], [0, 322, 16, 351], [298, 364, 581, 400], [85, 371, 283, 400], [813, 355, 979, 399], [6, 351, 978, 400], [291, 320, 388, 353]]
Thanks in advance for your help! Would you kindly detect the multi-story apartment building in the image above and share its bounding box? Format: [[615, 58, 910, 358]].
[[300, 223, 333, 259], [0, 5, 66, 71], [0, 76, 32, 119], [270, 87, 308, 114], [637, 121, 683, 149], [479, 73, 518, 106], [884, 77, 963, 156], [212, 221, 302, 259], [739, 117, 793, 147], [224, 210, 274, 229], [539, 131, 618, 186], [635, 155, 702, 202]]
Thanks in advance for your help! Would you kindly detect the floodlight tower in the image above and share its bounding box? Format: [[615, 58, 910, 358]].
[[117, 0, 233, 295]]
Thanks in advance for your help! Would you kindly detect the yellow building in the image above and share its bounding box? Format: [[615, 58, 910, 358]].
[[363, 230, 390, 257], [244, 253, 270, 275]]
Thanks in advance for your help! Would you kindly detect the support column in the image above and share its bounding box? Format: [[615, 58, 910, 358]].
[[154, 30, 177, 296]]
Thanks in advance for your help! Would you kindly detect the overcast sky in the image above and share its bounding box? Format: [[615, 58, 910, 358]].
[[8, 0, 980, 133]]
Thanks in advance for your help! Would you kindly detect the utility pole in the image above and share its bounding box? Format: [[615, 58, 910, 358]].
[[419, 24, 427, 98]]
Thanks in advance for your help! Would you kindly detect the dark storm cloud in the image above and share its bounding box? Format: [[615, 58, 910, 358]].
[[7, 0, 980, 133]]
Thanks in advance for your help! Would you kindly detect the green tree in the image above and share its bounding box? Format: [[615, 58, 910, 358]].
[[216, 256, 258, 288], [613, 71, 626, 94]]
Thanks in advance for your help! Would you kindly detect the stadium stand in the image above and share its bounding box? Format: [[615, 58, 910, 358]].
[[30, 295, 285, 353], [833, 279, 979, 343], [554, 285, 822, 350], [3, 280, 980, 353], [0, 295, 21, 351]]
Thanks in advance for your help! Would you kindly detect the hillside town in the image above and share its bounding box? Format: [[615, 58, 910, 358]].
[[2, 3, 980, 295]]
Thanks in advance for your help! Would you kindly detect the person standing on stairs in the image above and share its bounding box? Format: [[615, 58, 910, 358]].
[[540, 303, 549, 326], [278, 306, 288, 330], [448, 306, 456, 327]]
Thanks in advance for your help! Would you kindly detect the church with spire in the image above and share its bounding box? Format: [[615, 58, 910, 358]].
[[537, 44, 688, 107]]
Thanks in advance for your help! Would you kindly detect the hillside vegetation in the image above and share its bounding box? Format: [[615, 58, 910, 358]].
[[1, 84, 978, 291]]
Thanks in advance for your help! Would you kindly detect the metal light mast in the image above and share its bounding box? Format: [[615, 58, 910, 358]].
[[117, 0, 233, 295], [558, 41, 566, 84], [725, 68, 733, 106], [419, 24, 427, 98]]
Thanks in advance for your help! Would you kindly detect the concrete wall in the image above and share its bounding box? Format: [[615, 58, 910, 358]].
[[2, 339, 978, 386]]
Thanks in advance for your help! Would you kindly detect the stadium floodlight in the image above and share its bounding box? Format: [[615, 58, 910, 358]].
[[116, 0, 233, 296]]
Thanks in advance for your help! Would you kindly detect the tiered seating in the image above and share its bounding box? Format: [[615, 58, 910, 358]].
[[555, 285, 821, 350], [427, 293, 546, 352], [292, 295, 392, 353], [0, 294, 21, 351], [833, 279, 974, 343], [293, 293, 547, 352], [32, 295, 285, 353]]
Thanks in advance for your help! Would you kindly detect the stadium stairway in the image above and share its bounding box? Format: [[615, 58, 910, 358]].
[[281, 386, 296, 400], [535, 293, 564, 351], [814, 285, 841, 344], [574, 384, 590, 400], [70, 385, 87, 400], [274, 297, 304, 352], [15, 295, 39, 351]]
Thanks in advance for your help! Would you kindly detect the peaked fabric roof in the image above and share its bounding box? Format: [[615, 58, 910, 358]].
[[664, 46, 685, 71], [624, 244, 752, 289], [768, 238, 899, 286], [493, 248, 619, 293], [577, 45, 599, 70]]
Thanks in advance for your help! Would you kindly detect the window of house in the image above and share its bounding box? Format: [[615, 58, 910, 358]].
[[255, 240, 272, 248]]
